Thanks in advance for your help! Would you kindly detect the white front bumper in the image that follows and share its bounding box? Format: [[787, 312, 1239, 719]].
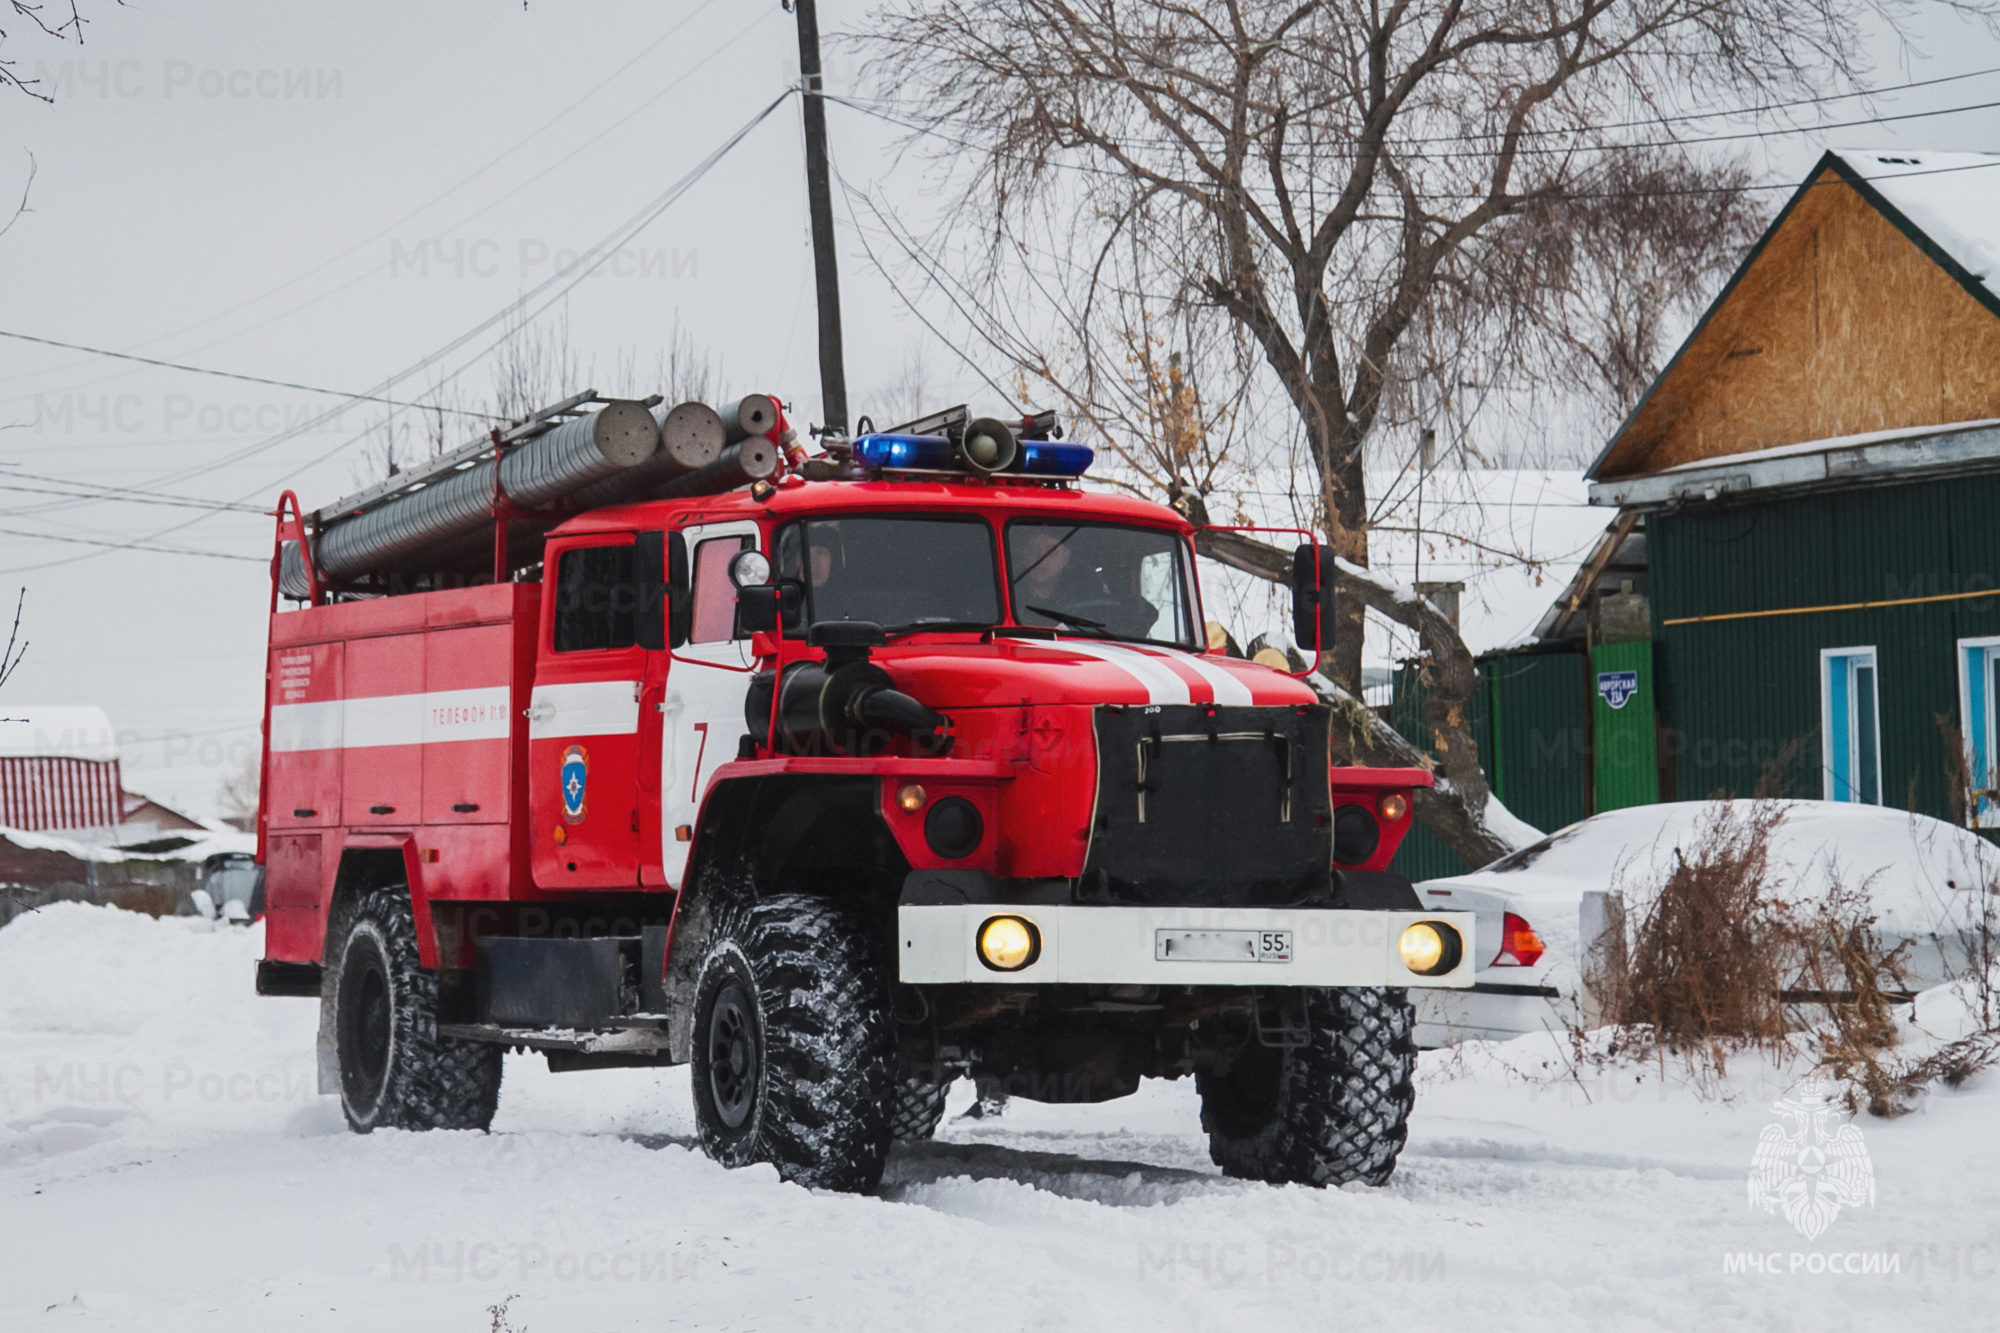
[[898, 904, 1477, 988]]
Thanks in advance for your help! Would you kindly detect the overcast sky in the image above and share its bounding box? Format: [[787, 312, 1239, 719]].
[[2, 0, 1998, 817]]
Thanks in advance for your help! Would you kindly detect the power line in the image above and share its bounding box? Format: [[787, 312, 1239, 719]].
[[0, 0, 735, 396], [0, 525, 262, 561], [0, 480, 263, 514], [0, 331, 503, 418], [0, 90, 798, 575], [165, 86, 797, 492], [830, 94, 2000, 200], [0, 464, 269, 506], [834, 60, 2000, 151], [0, 6, 785, 471]]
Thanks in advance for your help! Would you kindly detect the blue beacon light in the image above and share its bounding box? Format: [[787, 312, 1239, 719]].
[[851, 433, 955, 470], [849, 431, 1093, 478], [1019, 441, 1094, 477]]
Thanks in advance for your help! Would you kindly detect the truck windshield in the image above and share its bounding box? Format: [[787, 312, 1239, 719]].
[[777, 516, 1003, 632], [1006, 520, 1196, 647]]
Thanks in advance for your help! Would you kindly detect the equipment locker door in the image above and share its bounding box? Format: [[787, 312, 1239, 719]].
[[529, 534, 646, 888], [662, 520, 761, 886]]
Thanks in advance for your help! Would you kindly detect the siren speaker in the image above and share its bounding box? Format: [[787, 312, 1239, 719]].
[[959, 416, 1020, 473]]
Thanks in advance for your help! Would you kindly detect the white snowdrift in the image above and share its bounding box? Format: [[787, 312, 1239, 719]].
[[2, 901, 1998, 1331]]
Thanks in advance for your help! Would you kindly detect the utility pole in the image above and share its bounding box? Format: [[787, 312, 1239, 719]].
[[788, 0, 848, 433]]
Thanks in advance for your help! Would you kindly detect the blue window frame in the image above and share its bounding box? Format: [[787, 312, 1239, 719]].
[[1820, 647, 1881, 804], [1959, 637, 2000, 827]]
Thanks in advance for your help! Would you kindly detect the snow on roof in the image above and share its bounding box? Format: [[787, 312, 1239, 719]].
[[1831, 148, 2000, 300], [1659, 416, 2000, 472], [0, 707, 118, 762], [0, 820, 253, 864]]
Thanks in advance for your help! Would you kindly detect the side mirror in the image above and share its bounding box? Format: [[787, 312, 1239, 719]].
[[1291, 544, 1337, 656], [738, 587, 779, 634], [634, 531, 667, 652], [738, 577, 799, 636]]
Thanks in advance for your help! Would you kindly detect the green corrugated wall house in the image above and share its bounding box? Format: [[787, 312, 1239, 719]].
[[1392, 148, 2000, 883]]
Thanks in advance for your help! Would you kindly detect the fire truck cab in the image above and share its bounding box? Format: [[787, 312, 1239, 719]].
[[255, 398, 1471, 1193]]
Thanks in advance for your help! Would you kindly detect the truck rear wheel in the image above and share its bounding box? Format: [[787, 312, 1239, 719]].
[[1197, 987, 1416, 1187], [327, 888, 502, 1134], [690, 894, 896, 1192]]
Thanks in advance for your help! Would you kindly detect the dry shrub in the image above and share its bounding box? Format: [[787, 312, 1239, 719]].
[[1893, 1030, 2000, 1093], [1605, 803, 1792, 1078], [1789, 876, 1911, 1115], [1593, 803, 1928, 1105]]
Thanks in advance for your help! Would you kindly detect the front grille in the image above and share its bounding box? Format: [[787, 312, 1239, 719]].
[[1079, 703, 1332, 908]]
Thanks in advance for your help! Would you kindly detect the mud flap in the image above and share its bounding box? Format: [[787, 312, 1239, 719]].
[[316, 994, 339, 1096]]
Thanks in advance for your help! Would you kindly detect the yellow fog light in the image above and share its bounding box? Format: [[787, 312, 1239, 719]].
[[896, 782, 926, 813], [1398, 921, 1462, 977], [1378, 791, 1409, 823], [977, 915, 1041, 972]]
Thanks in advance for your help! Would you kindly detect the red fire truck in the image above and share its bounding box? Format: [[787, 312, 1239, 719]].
[[255, 396, 1470, 1193]]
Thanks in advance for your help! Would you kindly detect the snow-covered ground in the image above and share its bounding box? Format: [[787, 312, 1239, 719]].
[[3, 904, 1996, 1331]]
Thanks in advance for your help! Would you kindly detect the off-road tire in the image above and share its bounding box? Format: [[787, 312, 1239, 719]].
[[889, 1077, 951, 1142], [690, 894, 896, 1192], [326, 888, 502, 1134], [1197, 987, 1416, 1187]]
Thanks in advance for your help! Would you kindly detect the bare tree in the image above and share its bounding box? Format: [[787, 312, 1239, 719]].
[[356, 311, 730, 486], [868, 344, 936, 428], [0, 588, 28, 693], [216, 745, 258, 825], [1464, 151, 1767, 422], [862, 0, 1969, 864], [656, 312, 722, 408], [0, 150, 32, 241], [3, 0, 113, 101]]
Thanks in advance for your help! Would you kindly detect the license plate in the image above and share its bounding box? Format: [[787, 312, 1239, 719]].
[[1154, 929, 1292, 963]]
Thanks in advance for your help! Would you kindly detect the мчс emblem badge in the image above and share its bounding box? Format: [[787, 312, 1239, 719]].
[[560, 744, 589, 824], [1748, 1078, 1875, 1241]]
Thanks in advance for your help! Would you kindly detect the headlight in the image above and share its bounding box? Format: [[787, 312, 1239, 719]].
[[977, 915, 1041, 971], [1398, 921, 1463, 976]]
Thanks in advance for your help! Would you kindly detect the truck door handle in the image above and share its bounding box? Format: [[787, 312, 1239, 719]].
[[525, 701, 556, 722], [638, 684, 665, 793]]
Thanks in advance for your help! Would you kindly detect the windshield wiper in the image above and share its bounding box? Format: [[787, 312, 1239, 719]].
[[1024, 604, 1104, 630], [1022, 605, 1158, 644]]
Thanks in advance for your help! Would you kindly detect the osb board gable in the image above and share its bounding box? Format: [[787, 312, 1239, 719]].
[[1590, 166, 2000, 479]]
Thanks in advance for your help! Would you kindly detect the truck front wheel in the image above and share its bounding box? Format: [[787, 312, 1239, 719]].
[[690, 894, 896, 1192], [1197, 987, 1416, 1187], [327, 888, 502, 1134]]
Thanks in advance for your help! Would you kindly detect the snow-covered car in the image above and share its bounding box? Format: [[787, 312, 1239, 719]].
[[1411, 800, 1999, 1047]]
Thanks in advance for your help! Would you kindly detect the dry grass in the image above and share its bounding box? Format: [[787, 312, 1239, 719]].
[[1583, 801, 1997, 1112]]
